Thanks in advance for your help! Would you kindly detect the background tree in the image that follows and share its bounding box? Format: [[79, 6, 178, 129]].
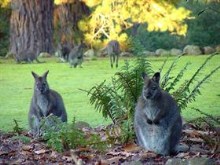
[[79, 0, 191, 49], [54, 0, 90, 47], [10, 0, 54, 61], [184, 1, 220, 46], [0, 0, 11, 56]]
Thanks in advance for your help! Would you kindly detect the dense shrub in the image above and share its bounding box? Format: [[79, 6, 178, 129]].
[[127, 24, 185, 53], [184, 1, 220, 47]]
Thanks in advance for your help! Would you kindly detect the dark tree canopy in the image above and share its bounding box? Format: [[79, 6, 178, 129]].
[[10, 0, 54, 62]]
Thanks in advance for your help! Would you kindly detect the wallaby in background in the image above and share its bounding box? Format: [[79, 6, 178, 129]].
[[134, 72, 182, 155], [57, 43, 71, 62], [68, 43, 85, 68], [106, 40, 121, 68], [15, 50, 42, 63], [28, 70, 67, 137]]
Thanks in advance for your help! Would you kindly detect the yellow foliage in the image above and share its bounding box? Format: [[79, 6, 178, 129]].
[[82, 0, 101, 7], [79, 0, 191, 48], [54, 0, 74, 5], [0, 0, 10, 7]]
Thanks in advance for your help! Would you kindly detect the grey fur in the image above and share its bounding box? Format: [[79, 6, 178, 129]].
[[68, 43, 85, 68], [28, 70, 67, 137], [57, 43, 71, 62], [15, 50, 41, 63], [134, 72, 182, 155], [106, 40, 120, 68]]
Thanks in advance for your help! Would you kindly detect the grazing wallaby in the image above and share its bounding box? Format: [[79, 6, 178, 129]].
[[68, 43, 85, 68], [134, 72, 182, 155], [28, 70, 67, 137], [15, 50, 41, 63], [106, 40, 120, 68]]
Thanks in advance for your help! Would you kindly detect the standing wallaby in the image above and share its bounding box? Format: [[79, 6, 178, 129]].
[[134, 72, 182, 155], [106, 40, 120, 68], [28, 70, 67, 137], [68, 43, 85, 68], [57, 43, 71, 62]]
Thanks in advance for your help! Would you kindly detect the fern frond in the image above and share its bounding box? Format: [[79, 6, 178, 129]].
[[182, 53, 217, 92], [180, 65, 220, 109], [159, 57, 169, 73], [166, 62, 191, 92], [191, 108, 220, 125], [161, 55, 182, 88]]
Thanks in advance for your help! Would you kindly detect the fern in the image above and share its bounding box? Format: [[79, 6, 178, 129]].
[[171, 53, 220, 110], [83, 57, 152, 142], [160, 55, 182, 89], [180, 65, 220, 109], [165, 62, 191, 92]]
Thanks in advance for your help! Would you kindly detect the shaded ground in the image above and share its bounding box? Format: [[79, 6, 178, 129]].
[[0, 122, 219, 164]]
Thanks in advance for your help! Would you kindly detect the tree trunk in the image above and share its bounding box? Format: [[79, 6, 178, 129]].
[[10, 0, 54, 62], [53, 0, 90, 47]]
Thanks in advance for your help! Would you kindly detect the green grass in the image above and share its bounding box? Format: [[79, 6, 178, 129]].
[[0, 55, 219, 131]]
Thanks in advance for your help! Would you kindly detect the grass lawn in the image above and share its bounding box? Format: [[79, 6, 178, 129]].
[[0, 55, 219, 131]]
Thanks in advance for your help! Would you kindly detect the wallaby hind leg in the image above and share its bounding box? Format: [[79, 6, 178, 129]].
[[29, 115, 41, 137], [170, 117, 182, 154], [116, 54, 119, 68], [110, 55, 113, 68]]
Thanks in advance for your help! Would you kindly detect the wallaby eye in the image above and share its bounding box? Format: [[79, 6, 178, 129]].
[[151, 86, 157, 90]]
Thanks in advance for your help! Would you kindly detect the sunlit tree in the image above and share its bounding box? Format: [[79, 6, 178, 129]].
[[79, 0, 191, 49]]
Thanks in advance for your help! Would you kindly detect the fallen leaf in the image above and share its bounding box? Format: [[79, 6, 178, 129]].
[[183, 129, 201, 137], [176, 152, 190, 158], [190, 145, 209, 154], [22, 145, 33, 151], [140, 151, 157, 159], [105, 156, 123, 164], [62, 155, 73, 162], [50, 151, 57, 159], [107, 151, 135, 157], [122, 143, 141, 152], [34, 149, 47, 155], [187, 137, 204, 143], [0, 151, 9, 156]]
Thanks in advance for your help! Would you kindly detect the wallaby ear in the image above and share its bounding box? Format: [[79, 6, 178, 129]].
[[142, 72, 147, 80], [42, 70, 49, 79], [152, 72, 160, 84], [31, 71, 38, 79]]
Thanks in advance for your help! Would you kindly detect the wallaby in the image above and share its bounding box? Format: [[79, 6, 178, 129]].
[[68, 43, 85, 68], [57, 43, 71, 62], [134, 72, 182, 155], [28, 70, 67, 137], [106, 40, 120, 68], [15, 50, 40, 63]]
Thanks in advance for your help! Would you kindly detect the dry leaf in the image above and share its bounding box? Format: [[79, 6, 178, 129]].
[[122, 143, 141, 152], [104, 156, 123, 164], [187, 137, 204, 143], [22, 145, 33, 151], [34, 149, 47, 155], [140, 151, 157, 159], [62, 155, 73, 162]]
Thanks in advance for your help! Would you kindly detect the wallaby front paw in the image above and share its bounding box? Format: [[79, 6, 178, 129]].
[[147, 119, 153, 124], [153, 120, 160, 125]]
